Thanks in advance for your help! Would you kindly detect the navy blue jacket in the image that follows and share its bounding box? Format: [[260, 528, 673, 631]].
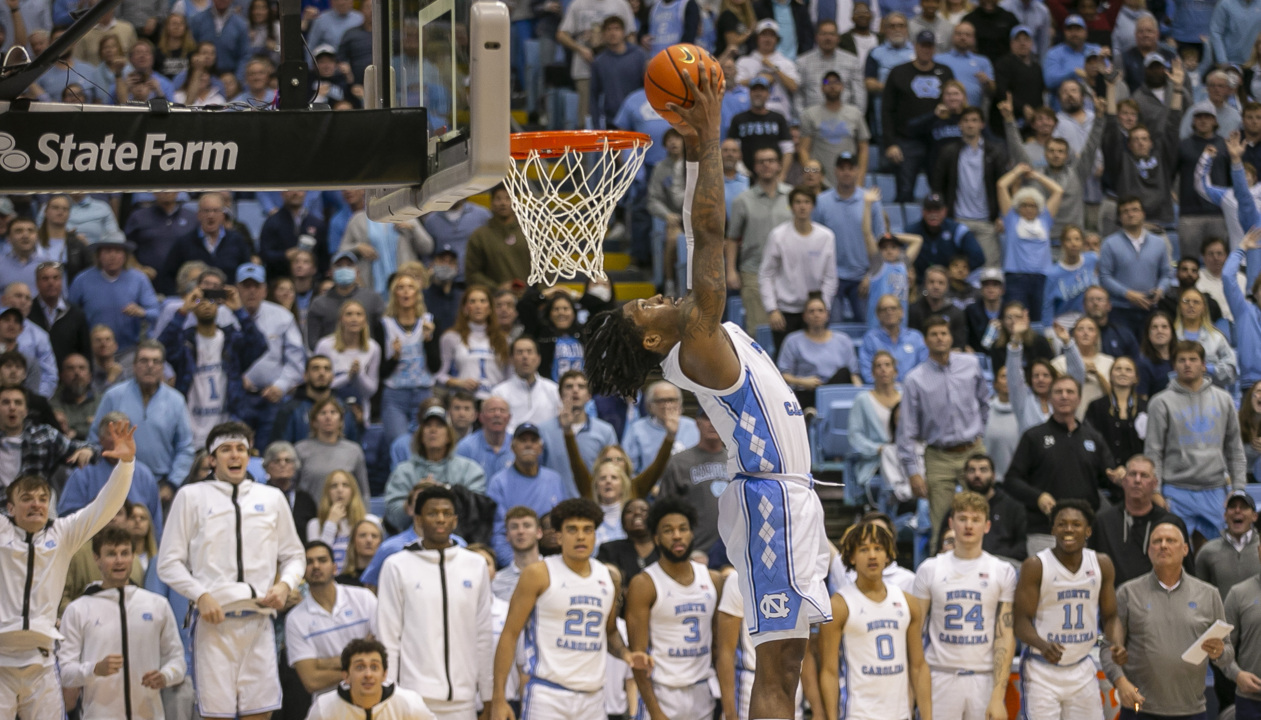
[[159, 227, 254, 295], [158, 307, 266, 423]]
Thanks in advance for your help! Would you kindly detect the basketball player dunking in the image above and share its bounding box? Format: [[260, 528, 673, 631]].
[[584, 66, 831, 720]]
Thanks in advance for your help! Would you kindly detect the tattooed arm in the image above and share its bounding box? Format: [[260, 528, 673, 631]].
[[989, 601, 1014, 720], [669, 67, 742, 390]]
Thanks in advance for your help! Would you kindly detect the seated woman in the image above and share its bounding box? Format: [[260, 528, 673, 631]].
[[1005, 312, 1060, 434], [307, 470, 374, 573], [777, 296, 860, 410], [1053, 315, 1114, 419], [337, 517, 384, 586], [294, 398, 370, 501], [847, 351, 901, 506], [1137, 311, 1176, 396]]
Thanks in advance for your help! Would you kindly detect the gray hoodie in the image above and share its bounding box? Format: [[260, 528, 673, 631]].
[[1144, 378, 1247, 491]]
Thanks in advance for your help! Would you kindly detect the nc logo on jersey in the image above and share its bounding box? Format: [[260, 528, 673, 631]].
[[1083, 440, 1096, 452], [1043, 436, 1055, 448], [463, 580, 473, 588], [759, 592, 791, 619], [44, 540, 55, 549], [142, 613, 154, 621], [254, 504, 265, 511], [345, 610, 354, 616]]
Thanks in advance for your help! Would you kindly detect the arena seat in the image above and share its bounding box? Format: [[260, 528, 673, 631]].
[[755, 324, 775, 356], [829, 322, 868, 340], [810, 384, 868, 472]]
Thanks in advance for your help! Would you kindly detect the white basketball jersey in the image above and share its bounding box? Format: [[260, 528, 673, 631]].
[[188, 331, 227, 446], [912, 551, 1017, 672], [661, 323, 811, 479], [523, 555, 615, 693], [1032, 548, 1102, 666], [838, 584, 911, 720], [644, 562, 718, 687], [717, 571, 758, 673]]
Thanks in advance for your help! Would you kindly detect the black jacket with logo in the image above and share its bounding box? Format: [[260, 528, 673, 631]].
[[1003, 416, 1118, 535]]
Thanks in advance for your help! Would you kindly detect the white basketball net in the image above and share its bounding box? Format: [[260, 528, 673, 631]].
[[504, 135, 650, 287]]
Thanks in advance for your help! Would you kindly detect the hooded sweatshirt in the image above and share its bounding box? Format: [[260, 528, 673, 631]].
[[376, 544, 493, 713], [382, 453, 487, 531], [59, 584, 186, 720], [1144, 378, 1248, 491]]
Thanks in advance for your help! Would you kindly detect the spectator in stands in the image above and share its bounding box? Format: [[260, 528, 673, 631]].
[[60, 409, 163, 538], [0, 285, 56, 397], [188, 0, 250, 75], [1208, 0, 1261, 66], [860, 294, 929, 382], [1174, 287, 1237, 387], [721, 139, 750, 215], [523, 283, 611, 381], [420, 200, 492, 275], [1175, 106, 1231, 262], [622, 381, 700, 473], [307, 250, 385, 351], [274, 355, 357, 445], [37, 29, 101, 103], [908, 0, 952, 50], [384, 405, 485, 529], [1103, 522, 1232, 720], [1197, 490, 1261, 601], [235, 263, 306, 449], [89, 325, 128, 396], [589, 17, 646, 130], [598, 498, 656, 589], [1006, 104, 1103, 243], [778, 295, 860, 408], [810, 153, 876, 322], [727, 147, 793, 332], [860, 13, 910, 139], [295, 397, 369, 500], [882, 30, 955, 201], [991, 25, 1044, 134], [491, 336, 561, 433], [797, 21, 865, 119], [588, 458, 632, 546], [1042, 15, 1099, 94], [1197, 238, 1236, 324], [909, 265, 968, 346], [997, 164, 1063, 321], [965, 267, 1004, 350], [898, 314, 989, 549], [262, 440, 318, 541], [123, 192, 195, 280], [307, 470, 371, 573], [1136, 309, 1176, 396], [1003, 312, 1057, 433], [379, 272, 435, 443], [1224, 236, 1261, 398], [259, 190, 328, 283], [35, 195, 90, 282], [654, 409, 726, 555], [158, 193, 252, 296], [465, 186, 529, 291], [845, 350, 900, 503], [1182, 74, 1242, 140], [0, 218, 49, 293], [73, 1, 137, 65], [555, 0, 636, 128], [487, 423, 574, 565], [1080, 284, 1140, 359], [1038, 227, 1095, 324], [436, 284, 508, 399], [960, 0, 1017, 63], [455, 396, 514, 481], [68, 234, 160, 359], [997, 0, 1048, 57], [285, 540, 378, 697], [1053, 316, 1114, 417], [1116, 11, 1165, 90], [735, 20, 800, 119], [984, 364, 1021, 479], [307, 0, 362, 51], [338, 517, 383, 585], [1098, 197, 1176, 335], [1091, 454, 1181, 585], [645, 0, 701, 55], [934, 22, 993, 108], [907, 192, 986, 281], [800, 72, 870, 187], [1146, 340, 1248, 547], [759, 191, 839, 346], [1084, 356, 1147, 466], [50, 354, 98, 440], [235, 56, 276, 106], [727, 77, 793, 177], [540, 370, 618, 497], [492, 506, 542, 599], [1103, 68, 1184, 232], [931, 106, 1007, 266], [1131, 52, 1189, 135], [837, 2, 878, 62], [343, 211, 432, 298]]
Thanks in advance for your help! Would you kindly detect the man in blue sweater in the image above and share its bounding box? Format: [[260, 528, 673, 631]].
[[189, 0, 252, 76], [486, 423, 574, 566], [1097, 196, 1175, 336], [67, 234, 160, 358], [589, 17, 647, 131]]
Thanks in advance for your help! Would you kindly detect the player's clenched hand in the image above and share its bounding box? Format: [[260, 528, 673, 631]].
[[492, 699, 516, 720], [141, 670, 168, 689], [625, 650, 655, 672], [94, 654, 123, 677], [1111, 643, 1128, 666], [985, 695, 1007, 720], [1041, 641, 1065, 664], [197, 593, 224, 624], [258, 582, 291, 610]]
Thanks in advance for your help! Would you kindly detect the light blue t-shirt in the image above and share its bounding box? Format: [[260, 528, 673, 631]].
[[776, 330, 859, 381], [865, 260, 909, 329], [1001, 208, 1054, 275]]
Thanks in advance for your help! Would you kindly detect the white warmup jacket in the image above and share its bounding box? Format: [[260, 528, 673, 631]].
[[156, 478, 305, 611], [377, 544, 493, 711], [0, 460, 134, 667], [305, 683, 437, 720], [59, 583, 186, 720]]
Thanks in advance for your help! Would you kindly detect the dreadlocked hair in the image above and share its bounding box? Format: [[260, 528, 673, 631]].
[[582, 308, 663, 398]]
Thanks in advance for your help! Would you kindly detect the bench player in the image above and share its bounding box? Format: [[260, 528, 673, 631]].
[[817, 521, 931, 720], [911, 491, 1017, 720], [584, 64, 829, 720], [490, 498, 649, 720], [625, 498, 723, 720], [1013, 499, 1124, 720]]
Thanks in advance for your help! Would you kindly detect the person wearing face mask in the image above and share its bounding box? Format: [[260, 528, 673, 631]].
[[306, 249, 386, 352]]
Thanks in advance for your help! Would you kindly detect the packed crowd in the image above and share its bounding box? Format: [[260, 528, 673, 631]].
[[4, 0, 1261, 718]]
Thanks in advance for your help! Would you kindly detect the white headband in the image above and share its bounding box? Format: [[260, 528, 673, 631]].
[[210, 435, 251, 455]]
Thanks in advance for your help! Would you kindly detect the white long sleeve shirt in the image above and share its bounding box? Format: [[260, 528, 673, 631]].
[[59, 584, 186, 720], [377, 544, 493, 711], [306, 683, 437, 720], [757, 220, 840, 314], [0, 460, 134, 667], [489, 374, 561, 435], [156, 478, 305, 611]]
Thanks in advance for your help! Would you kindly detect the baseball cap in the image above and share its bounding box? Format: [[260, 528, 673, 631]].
[[1190, 100, 1217, 118], [513, 423, 542, 440], [835, 151, 857, 166], [421, 406, 448, 424], [1227, 489, 1257, 509], [749, 75, 773, 88], [236, 263, 266, 284], [1010, 24, 1032, 39], [1144, 52, 1171, 68], [922, 193, 947, 209], [313, 44, 337, 58], [0, 197, 14, 216], [0, 307, 23, 324], [1085, 45, 1104, 58], [876, 233, 903, 247], [979, 268, 1005, 285], [754, 19, 779, 35], [332, 248, 359, 264], [92, 230, 133, 252], [435, 243, 458, 258], [1063, 14, 1086, 28], [915, 29, 935, 45]]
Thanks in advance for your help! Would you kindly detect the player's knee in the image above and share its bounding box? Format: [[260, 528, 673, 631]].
[[754, 639, 807, 696]]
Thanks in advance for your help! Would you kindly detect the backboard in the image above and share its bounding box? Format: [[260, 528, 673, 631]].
[[365, 0, 511, 221]]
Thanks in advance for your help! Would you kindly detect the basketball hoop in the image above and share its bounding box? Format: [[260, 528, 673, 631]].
[[504, 130, 652, 286]]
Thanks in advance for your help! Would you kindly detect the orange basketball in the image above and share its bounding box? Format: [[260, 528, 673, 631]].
[[644, 44, 725, 124]]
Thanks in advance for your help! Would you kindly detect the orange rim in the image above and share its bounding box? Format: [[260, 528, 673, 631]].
[[510, 130, 652, 160]]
